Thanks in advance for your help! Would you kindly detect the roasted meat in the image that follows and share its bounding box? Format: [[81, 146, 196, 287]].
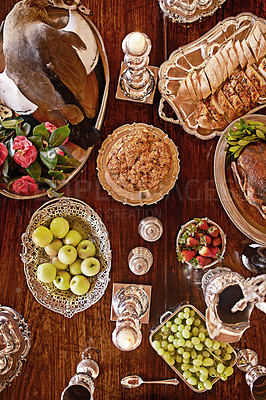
[[231, 142, 266, 219]]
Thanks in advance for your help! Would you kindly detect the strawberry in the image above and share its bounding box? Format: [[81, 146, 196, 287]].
[[200, 235, 212, 246], [196, 219, 209, 231], [186, 237, 199, 246], [199, 246, 213, 258], [194, 232, 204, 240], [195, 256, 212, 268], [207, 226, 219, 237], [209, 246, 220, 259], [212, 237, 221, 247], [178, 250, 196, 263]]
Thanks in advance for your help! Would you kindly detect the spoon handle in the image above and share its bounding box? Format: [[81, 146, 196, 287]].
[[143, 378, 179, 385]]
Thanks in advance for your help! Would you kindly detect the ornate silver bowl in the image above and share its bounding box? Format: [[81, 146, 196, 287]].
[[21, 197, 112, 318]]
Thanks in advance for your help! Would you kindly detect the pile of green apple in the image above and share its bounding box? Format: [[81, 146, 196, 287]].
[[31, 216, 101, 296]]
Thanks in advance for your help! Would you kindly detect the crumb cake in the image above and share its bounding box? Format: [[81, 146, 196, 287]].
[[106, 128, 172, 192]]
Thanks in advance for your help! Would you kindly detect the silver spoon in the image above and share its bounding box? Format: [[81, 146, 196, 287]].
[[121, 375, 179, 388]]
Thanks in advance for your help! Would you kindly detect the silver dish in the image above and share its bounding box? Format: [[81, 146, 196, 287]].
[[0, 5, 109, 199], [158, 0, 227, 25], [96, 123, 180, 206], [214, 114, 266, 245], [158, 13, 266, 140], [149, 303, 236, 392], [21, 197, 112, 318]]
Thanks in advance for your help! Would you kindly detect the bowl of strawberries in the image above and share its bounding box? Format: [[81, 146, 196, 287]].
[[176, 217, 226, 269]]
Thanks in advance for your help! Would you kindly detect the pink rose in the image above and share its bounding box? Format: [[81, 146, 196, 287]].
[[12, 175, 38, 195], [44, 122, 69, 145], [13, 136, 37, 168], [0, 143, 8, 166], [55, 148, 64, 156]]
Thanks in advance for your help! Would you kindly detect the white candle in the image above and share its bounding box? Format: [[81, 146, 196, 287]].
[[128, 32, 146, 53], [117, 329, 135, 350]]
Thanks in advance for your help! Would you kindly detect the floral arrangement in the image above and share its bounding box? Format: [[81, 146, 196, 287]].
[[0, 117, 79, 197]]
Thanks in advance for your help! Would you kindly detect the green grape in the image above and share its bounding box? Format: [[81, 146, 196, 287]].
[[173, 339, 179, 348], [199, 367, 208, 376], [189, 366, 200, 373], [217, 363, 225, 374], [185, 340, 193, 348], [191, 337, 200, 345], [214, 349, 222, 356], [220, 342, 227, 348], [167, 343, 175, 352], [182, 329, 190, 339], [177, 312, 184, 319], [175, 354, 182, 363], [166, 321, 172, 328], [183, 370, 192, 379], [163, 352, 171, 360], [184, 307, 190, 314], [178, 324, 185, 332], [203, 380, 212, 390], [199, 374, 208, 383], [202, 350, 210, 358], [177, 338, 185, 347], [226, 346, 234, 353], [191, 350, 197, 359], [198, 382, 205, 390], [168, 335, 175, 343], [205, 338, 213, 348], [182, 358, 190, 364], [192, 327, 199, 336], [194, 318, 201, 327], [161, 340, 168, 349], [183, 351, 190, 359], [197, 354, 203, 360], [161, 325, 168, 334], [171, 324, 178, 333], [168, 356, 175, 365], [212, 341, 220, 350], [224, 366, 234, 376], [220, 374, 227, 381], [175, 332, 183, 339], [177, 347, 184, 354], [157, 348, 164, 356], [184, 325, 192, 331], [152, 340, 161, 351], [186, 317, 194, 325], [195, 343, 203, 351], [184, 312, 190, 320], [193, 359, 202, 366], [203, 358, 214, 367], [174, 317, 182, 325], [198, 325, 205, 333], [190, 309, 195, 317], [223, 354, 232, 361], [181, 363, 190, 371], [187, 376, 198, 386], [209, 367, 218, 377], [198, 332, 206, 342]]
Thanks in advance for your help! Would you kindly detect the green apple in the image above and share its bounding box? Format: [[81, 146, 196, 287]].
[[44, 239, 63, 257], [52, 256, 68, 271], [53, 270, 71, 290], [81, 257, 100, 277], [70, 275, 90, 295], [50, 217, 69, 239], [58, 245, 77, 265], [32, 226, 53, 248], [37, 263, 57, 283], [69, 258, 82, 275], [77, 240, 95, 259], [63, 230, 82, 247]]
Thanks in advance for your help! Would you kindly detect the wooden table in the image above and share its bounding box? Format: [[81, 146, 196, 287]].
[[0, 0, 265, 399]]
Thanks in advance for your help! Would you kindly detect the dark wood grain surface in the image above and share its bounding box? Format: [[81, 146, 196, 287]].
[[0, 0, 265, 399]]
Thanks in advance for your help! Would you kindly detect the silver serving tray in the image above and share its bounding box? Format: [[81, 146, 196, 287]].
[[158, 13, 266, 140], [0, 5, 109, 199], [158, 0, 227, 25], [214, 113, 266, 245], [96, 123, 180, 206]]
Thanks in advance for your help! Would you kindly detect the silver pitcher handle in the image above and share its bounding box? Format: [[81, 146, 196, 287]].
[[231, 275, 266, 313], [158, 98, 180, 125]]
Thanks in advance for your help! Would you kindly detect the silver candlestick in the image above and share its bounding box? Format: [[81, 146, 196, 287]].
[[116, 32, 158, 104]]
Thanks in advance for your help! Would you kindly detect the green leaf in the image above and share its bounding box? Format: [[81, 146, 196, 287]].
[[233, 147, 243, 158], [49, 126, 70, 147], [47, 188, 64, 198], [29, 136, 43, 150], [238, 139, 252, 146], [55, 165, 76, 173], [5, 138, 15, 158], [246, 120, 264, 126], [1, 158, 9, 177], [26, 160, 42, 179], [15, 125, 26, 136], [229, 145, 241, 153], [40, 147, 58, 170], [256, 129, 265, 139], [1, 120, 18, 129], [21, 122, 31, 136], [44, 178, 57, 189], [48, 169, 65, 181], [57, 154, 80, 167], [33, 123, 50, 141]]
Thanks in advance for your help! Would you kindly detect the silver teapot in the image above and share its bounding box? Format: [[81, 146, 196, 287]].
[[202, 267, 266, 343]]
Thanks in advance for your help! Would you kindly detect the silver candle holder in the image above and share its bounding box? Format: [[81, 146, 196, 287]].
[[116, 32, 158, 104], [111, 284, 150, 351]]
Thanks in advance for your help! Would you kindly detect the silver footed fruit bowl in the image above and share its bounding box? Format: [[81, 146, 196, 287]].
[[20, 197, 112, 318]]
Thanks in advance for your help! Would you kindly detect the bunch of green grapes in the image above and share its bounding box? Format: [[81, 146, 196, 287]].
[[151, 306, 235, 391]]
